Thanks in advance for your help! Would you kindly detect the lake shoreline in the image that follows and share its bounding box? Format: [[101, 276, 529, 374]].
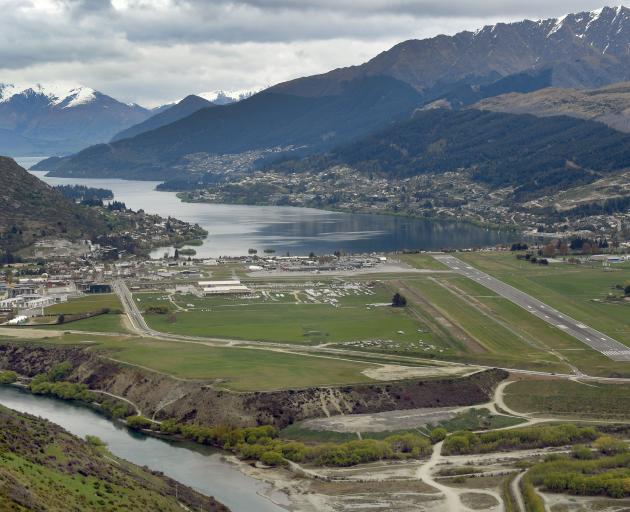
[[31, 170, 519, 258], [177, 191, 522, 236]]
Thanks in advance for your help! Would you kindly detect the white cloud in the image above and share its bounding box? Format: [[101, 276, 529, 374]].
[[0, 0, 613, 106]]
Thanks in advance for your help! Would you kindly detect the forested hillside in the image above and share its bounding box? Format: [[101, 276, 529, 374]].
[[281, 109, 630, 200]]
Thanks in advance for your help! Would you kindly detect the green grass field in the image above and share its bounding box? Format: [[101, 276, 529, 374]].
[[504, 379, 630, 420], [400, 276, 570, 372], [45, 294, 123, 315], [3, 335, 375, 391], [399, 253, 449, 270], [137, 285, 431, 346], [43, 314, 126, 333], [109, 340, 375, 390]]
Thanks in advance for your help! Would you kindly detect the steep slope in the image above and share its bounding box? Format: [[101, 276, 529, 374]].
[[0, 404, 227, 511], [0, 157, 105, 253], [0, 83, 150, 156], [283, 109, 630, 200], [272, 6, 630, 99], [111, 94, 214, 142], [37, 76, 424, 180], [473, 82, 630, 132]]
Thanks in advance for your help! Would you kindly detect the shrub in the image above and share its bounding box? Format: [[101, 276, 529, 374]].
[[594, 436, 628, 455], [0, 370, 18, 384], [442, 424, 598, 455], [159, 419, 181, 434], [144, 305, 171, 315], [572, 445, 595, 460], [259, 451, 286, 467], [521, 475, 545, 512], [47, 361, 73, 382], [86, 435, 106, 447], [429, 427, 448, 443], [125, 416, 154, 430], [30, 379, 95, 403]]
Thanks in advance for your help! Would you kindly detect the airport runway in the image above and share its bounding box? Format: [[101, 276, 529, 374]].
[[434, 254, 630, 362]]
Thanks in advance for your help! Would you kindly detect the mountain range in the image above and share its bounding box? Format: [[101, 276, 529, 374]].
[[0, 83, 151, 156], [272, 6, 630, 100], [0, 85, 255, 157], [110, 95, 215, 142], [36, 5, 630, 181]]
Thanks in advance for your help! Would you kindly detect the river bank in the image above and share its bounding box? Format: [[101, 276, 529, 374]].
[[0, 385, 292, 511]]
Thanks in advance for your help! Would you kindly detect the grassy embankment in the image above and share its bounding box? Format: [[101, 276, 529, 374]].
[[0, 404, 225, 511], [504, 379, 630, 420]]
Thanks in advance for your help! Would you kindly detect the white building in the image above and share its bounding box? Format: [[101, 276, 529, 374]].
[[198, 280, 250, 295]]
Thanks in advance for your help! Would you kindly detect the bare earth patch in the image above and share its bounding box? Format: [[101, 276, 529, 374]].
[[301, 406, 460, 433], [460, 492, 499, 509], [0, 327, 62, 339], [362, 364, 471, 381]]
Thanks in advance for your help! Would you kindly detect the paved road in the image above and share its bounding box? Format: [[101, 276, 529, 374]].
[[434, 255, 630, 362]]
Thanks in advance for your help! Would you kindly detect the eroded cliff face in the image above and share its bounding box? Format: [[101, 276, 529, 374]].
[[0, 343, 507, 428]]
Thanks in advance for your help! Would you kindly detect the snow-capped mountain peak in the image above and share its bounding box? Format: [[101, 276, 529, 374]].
[[198, 88, 261, 105], [545, 5, 629, 39], [0, 83, 97, 108]]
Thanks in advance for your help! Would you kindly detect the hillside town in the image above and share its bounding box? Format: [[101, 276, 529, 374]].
[[179, 166, 630, 242]]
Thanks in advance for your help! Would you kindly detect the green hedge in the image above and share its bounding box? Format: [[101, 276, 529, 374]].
[[443, 424, 598, 455], [154, 422, 432, 467]]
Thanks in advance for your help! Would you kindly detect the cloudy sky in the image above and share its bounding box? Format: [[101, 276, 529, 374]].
[[0, 0, 614, 107]]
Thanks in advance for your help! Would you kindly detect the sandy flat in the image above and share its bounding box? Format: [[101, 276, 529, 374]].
[[302, 406, 460, 432], [0, 327, 62, 338], [362, 364, 471, 381]]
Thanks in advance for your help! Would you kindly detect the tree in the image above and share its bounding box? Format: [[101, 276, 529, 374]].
[[0, 371, 17, 384], [125, 415, 154, 430], [392, 293, 407, 307], [430, 427, 448, 443], [174, 248, 179, 259], [259, 451, 286, 467], [542, 242, 556, 258]]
